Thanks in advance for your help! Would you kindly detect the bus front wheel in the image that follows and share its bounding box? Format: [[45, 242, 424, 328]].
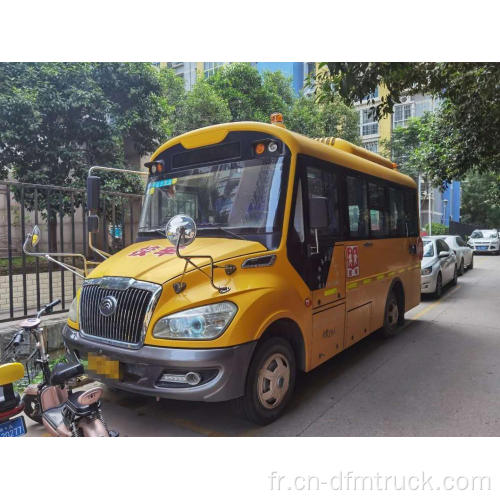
[[240, 337, 296, 425]]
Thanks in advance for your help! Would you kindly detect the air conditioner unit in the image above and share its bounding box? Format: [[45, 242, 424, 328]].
[[170, 62, 183, 68]]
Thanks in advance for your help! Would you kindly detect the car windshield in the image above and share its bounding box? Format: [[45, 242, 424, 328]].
[[471, 230, 497, 239], [138, 156, 289, 249], [423, 241, 434, 257]]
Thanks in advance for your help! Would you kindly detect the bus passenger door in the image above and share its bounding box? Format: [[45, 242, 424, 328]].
[[301, 160, 346, 370]]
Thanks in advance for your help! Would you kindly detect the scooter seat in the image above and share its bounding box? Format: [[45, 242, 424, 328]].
[[51, 362, 85, 386]]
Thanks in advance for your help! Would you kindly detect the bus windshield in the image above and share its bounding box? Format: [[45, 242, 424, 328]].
[[138, 155, 289, 249]]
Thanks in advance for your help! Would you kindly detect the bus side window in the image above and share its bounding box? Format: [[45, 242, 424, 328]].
[[389, 187, 405, 236], [368, 181, 389, 237], [403, 189, 419, 236], [293, 180, 305, 243], [346, 175, 369, 239], [306, 166, 340, 239]]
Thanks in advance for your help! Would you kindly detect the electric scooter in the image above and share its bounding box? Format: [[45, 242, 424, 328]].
[[9, 300, 117, 437]]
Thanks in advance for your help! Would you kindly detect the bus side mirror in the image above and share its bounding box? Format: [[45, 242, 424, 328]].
[[309, 197, 329, 229], [87, 175, 101, 212], [87, 214, 99, 234]]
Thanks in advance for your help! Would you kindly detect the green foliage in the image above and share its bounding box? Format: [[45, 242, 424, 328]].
[[207, 63, 288, 122], [0, 62, 171, 217], [288, 95, 360, 143], [175, 80, 231, 135], [383, 114, 435, 181], [172, 62, 360, 145], [460, 172, 500, 227], [314, 62, 500, 182], [424, 222, 448, 235]]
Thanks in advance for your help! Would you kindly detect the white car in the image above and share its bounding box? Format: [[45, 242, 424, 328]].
[[444, 235, 474, 275], [467, 229, 500, 255], [421, 237, 458, 297]]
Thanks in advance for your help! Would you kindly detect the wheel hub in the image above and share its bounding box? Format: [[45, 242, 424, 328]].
[[257, 353, 290, 409]]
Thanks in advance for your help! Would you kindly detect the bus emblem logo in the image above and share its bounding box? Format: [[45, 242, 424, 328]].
[[99, 296, 117, 317]]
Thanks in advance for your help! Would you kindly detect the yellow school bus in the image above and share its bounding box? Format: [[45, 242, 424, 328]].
[[62, 115, 422, 424]]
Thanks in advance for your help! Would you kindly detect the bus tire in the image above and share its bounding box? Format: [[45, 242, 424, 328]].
[[381, 290, 401, 338], [240, 337, 296, 426]]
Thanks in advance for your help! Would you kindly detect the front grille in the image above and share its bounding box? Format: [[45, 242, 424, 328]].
[[80, 279, 161, 347]]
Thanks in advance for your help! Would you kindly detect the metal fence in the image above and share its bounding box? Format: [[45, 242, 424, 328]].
[[449, 220, 481, 240], [0, 180, 142, 323]]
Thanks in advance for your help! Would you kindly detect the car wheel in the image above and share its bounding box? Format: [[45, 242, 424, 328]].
[[458, 259, 464, 276], [434, 273, 443, 298], [240, 337, 296, 425], [451, 265, 458, 286], [381, 290, 401, 338]]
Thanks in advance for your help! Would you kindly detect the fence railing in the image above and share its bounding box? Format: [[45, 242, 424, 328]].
[[0, 180, 142, 323]]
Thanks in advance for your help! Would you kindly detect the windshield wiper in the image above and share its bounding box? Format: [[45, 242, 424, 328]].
[[197, 226, 247, 240]]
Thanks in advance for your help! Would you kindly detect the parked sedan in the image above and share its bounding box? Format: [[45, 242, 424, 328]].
[[467, 229, 500, 255], [421, 237, 458, 297], [444, 235, 474, 275]]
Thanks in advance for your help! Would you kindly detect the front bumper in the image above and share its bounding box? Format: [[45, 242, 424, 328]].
[[62, 325, 256, 402], [470, 245, 499, 253], [420, 272, 437, 294]]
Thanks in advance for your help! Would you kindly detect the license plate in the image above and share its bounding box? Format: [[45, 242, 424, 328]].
[[0, 416, 27, 437], [478, 246, 487, 250], [87, 353, 120, 379]]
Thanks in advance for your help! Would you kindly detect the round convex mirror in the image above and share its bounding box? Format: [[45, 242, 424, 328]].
[[165, 214, 197, 247], [31, 225, 41, 247]]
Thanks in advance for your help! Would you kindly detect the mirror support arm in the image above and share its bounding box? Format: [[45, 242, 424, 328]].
[[173, 229, 230, 295], [88, 231, 111, 260], [23, 238, 86, 278]]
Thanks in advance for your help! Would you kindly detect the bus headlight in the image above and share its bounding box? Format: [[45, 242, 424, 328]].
[[421, 266, 433, 276], [153, 302, 238, 340], [68, 291, 80, 324]]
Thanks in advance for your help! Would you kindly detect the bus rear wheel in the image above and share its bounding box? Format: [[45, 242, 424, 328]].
[[381, 290, 401, 338], [240, 337, 296, 425]]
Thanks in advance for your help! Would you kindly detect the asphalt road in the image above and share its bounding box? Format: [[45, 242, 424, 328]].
[[26, 254, 500, 437]]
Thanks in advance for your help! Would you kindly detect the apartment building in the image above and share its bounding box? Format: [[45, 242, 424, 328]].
[[355, 87, 460, 227]]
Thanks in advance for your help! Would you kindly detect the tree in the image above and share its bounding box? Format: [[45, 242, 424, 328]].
[[288, 95, 360, 143], [383, 114, 435, 180], [174, 80, 231, 135], [0, 63, 172, 249], [207, 63, 295, 122], [461, 172, 500, 228], [312, 63, 500, 182]]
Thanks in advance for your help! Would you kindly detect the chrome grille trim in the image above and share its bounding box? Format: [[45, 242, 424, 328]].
[[79, 277, 162, 349]]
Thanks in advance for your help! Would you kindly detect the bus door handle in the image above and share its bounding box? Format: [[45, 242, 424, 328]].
[[363, 242, 373, 247]]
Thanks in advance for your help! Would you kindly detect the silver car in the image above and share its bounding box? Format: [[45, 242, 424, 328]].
[[467, 229, 500, 255], [444, 235, 474, 275], [421, 236, 458, 297]]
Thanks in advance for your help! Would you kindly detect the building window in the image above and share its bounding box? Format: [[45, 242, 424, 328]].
[[204, 62, 225, 78], [393, 103, 413, 129], [363, 140, 378, 153], [360, 108, 378, 136]]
